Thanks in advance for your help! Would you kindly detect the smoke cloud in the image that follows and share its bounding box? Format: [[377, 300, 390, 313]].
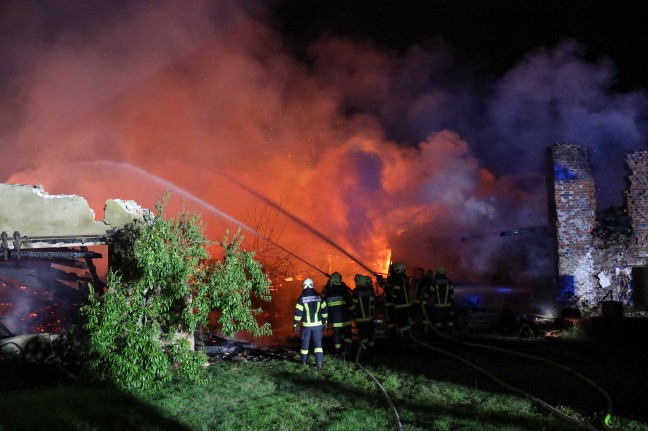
[[1, 0, 646, 292]]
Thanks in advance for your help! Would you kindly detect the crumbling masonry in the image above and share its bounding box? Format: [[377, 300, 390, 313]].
[[552, 143, 648, 313]]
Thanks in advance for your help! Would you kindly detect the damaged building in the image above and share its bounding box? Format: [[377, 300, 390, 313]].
[[551, 143, 648, 316], [0, 184, 149, 353]]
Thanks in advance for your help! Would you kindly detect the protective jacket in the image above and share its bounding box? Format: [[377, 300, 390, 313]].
[[431, 273, 454, 308], [419, 271, 437, 308], [386, 272, 412, 335], [323, 281, 354, 355], [387, 273, 411, 309], [352, 280, 376, 353], [294, 288, 328, 329], [352, 284, 375, 322], [294, 287, 328, 366], [323, 282, 354, 328], [421, 271, 455, 334]]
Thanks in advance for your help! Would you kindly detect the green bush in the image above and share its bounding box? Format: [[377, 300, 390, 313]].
[[81, 195, 272, 394]]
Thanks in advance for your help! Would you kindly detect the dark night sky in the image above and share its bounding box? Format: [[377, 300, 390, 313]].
[[274, 0, 648, 92], [3, 1, 647, 90]]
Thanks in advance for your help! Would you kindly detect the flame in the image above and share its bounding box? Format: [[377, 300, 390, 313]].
[[1, 2, 592, 341], [376, 248, 392, 276]]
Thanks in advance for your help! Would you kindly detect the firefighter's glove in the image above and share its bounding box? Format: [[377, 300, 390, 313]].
[[294, 326, 299, 334]]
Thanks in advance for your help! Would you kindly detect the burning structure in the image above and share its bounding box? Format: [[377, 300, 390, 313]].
[[550, 143, 648, 314], [0, 183, 149, 340]]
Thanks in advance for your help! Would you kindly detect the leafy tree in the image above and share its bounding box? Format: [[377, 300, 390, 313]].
[[81, 195, 272, 393]]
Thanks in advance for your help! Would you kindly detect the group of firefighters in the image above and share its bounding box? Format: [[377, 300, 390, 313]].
[[293, 262, 455, 367]]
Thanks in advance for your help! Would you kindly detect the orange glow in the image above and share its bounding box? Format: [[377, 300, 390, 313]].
[[2, 2, 550, 332], [376, 248, 392, 276], [5, 18, 517, 283]]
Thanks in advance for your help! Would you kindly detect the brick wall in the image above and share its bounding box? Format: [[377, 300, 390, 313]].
[[552, 144, 598, 305], [551, 145, 648, 312], [627, 151, 648, 257]]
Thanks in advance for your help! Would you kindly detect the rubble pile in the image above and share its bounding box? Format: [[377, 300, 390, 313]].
[[197, 334, 297, 363]]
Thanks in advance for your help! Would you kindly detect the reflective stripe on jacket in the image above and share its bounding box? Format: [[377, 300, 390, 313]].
[[352, 285, 375, 323], [324, 283, 354, 327], [387, 273, 411, 308], [294, 289, 328, 327], [432, 276, 454, 307]]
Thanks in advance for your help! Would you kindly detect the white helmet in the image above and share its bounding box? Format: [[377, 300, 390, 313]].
[[303, 278, 314, 289]]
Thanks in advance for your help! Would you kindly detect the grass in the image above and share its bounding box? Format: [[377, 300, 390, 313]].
[[1, 319, 648, 431]]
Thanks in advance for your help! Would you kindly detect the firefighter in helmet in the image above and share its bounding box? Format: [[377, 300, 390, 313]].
[[294, 278, 328, 367], [380, 262, 412, 338], [352, 274, 376, 354], [376, 264, 395, 335], [410, 267, 425, 328], [322, 271, 354, 357], [429, 267, 455, 335]]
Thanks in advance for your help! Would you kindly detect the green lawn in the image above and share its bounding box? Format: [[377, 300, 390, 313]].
[[1, 321, 647, 431], [0, 358, 591, 431]]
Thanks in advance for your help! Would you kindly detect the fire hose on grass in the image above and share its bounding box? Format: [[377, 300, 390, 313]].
[[417, 308, 614, 431], [354, 342, 403, 431]]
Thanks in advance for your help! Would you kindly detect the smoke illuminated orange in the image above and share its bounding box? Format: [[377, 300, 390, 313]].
[[3, 2, 550, 297]]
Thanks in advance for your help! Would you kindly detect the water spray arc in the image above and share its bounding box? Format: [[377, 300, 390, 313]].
[[212, 169, 378, 276], [116, 162, 330, 277]]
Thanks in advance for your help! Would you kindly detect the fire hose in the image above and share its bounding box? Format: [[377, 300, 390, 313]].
[[354, 343, 403, 431], [417, 308, 614, 431]]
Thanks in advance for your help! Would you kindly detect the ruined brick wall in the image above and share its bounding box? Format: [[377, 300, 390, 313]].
[[551, 146, 648, 312], [627, 151, 648, 256], [552, 144, 598, 305]]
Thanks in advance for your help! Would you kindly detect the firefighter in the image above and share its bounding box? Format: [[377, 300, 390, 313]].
[[294, 278, 328, 367], [430, 267, 455, 335], [322, 271, 354, 357], [409, 267, 425, 328], [352, 274, 376, 354], [376, 265, 396, 335], [382, 262, 412, 338], [419, 269, 437, 335]]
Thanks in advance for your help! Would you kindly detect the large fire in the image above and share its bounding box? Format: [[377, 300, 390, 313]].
[[5, 2, 606, 340], [1, 2, 552, 288]]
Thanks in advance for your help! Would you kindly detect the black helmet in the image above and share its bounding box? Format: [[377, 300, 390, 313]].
[[330, 271, 342, 285], [392, 262, 406, 274]]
